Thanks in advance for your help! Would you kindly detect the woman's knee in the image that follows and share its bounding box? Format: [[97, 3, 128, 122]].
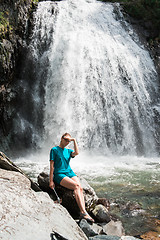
[[74, 182, 83, 192]]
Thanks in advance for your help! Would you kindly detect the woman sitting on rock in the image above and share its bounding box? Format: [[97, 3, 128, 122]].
[[49, 132, 94, 223]]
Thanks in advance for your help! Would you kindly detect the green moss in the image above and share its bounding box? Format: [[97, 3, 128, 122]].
[[31, 0, 39, 6], [0, 11, 13, 40], [0, 11, 9, 30], [0, 0, 40, 40]]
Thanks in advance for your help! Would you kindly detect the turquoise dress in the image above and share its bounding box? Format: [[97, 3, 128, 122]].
[[50, 146, 76, 184]]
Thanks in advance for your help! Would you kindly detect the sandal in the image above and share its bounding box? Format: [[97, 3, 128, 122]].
[[79, 212, 95, 224]]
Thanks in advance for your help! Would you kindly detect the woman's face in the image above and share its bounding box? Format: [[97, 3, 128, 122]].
[[61, 135, 71, 147]]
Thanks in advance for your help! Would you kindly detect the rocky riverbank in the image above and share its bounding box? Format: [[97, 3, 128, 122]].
[[2, 152, 159, 240]]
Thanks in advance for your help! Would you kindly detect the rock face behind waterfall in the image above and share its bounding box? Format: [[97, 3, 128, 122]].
[[0, 0, 36, 84], [0, 0, 37, 152]]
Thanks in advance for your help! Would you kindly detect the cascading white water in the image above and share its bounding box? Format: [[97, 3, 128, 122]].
[[32, 0, 159, 156]]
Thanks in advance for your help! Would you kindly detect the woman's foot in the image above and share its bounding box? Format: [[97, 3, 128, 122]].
[[79, 212, 95, 224]]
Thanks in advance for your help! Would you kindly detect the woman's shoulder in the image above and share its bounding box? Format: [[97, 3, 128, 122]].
[[51, 146, 59, 152]]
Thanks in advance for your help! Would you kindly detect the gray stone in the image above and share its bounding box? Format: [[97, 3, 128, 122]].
[[101, 220, 125, 237], [91, 223, 103, 235], [79, 219, 98, 237], [89, 235, 120, 240], [92, 204, 111, 223], [0, 168, 87, 240], [121, 237, 141, 240], [0, 151, 41, 191]]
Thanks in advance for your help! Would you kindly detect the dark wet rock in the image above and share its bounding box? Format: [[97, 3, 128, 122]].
[[37, 171, 50, 191], [92, 204, 111, 223], [79, 219, 98, 238]]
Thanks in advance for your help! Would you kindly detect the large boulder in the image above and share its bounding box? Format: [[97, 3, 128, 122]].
[[101, 220, 125, 237], [0, 168, 87, 240], [0, 151, 41, 191], [38, 171, 99, 218]]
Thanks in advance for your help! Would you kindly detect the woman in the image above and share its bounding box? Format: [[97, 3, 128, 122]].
[[49, 132, 94, 223]]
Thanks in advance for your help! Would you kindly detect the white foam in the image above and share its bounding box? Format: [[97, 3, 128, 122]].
[[14, 151, 160, 186]]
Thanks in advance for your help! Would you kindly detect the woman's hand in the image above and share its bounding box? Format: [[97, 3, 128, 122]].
[[63, 135, 79, 156], [49, 180, 55, 189], [63, 136, 75, 142]]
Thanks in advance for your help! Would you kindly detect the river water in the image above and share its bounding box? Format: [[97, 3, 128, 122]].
[[13, 0, 160, 236]]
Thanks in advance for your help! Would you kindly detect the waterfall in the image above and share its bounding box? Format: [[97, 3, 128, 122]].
[[14, 0, 159, 157]]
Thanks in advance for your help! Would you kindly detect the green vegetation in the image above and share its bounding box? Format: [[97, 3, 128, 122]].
[[123, 0, 160, 21], [0, 11, 12, 38], [124, 0, 160, 41], [0, 0, 39, 40], [32, 0, 39, 3]]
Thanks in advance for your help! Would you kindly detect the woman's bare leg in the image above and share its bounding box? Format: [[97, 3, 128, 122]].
[[71, 176, 86, 212], [60, 176, 94, 222], [60, 176, 85, 213]]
